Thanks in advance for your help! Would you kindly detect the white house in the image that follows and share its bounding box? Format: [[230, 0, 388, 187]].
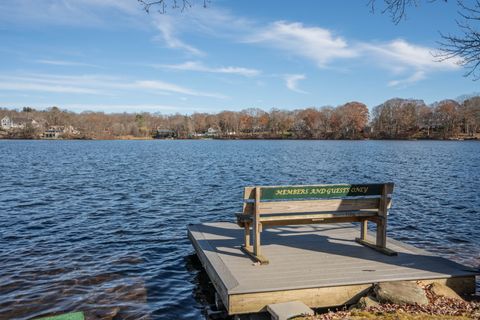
[[43, 125, 80, 139], [0, 116, 38, 130], [0, 116, 11, 129], [206, 127, 219, 136]]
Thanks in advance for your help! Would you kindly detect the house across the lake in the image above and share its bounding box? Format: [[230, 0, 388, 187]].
[[43, 125, 80, 139], [153, 129, 176, 139], [1, 116, 38, 130], [206, 127, 219, 137], [192, 127, 220, 138]]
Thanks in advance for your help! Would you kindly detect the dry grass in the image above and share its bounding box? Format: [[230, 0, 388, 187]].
[[296, 285, 480, 320]]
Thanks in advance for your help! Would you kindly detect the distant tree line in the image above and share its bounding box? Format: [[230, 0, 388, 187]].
[[0, 96, 479, 140]]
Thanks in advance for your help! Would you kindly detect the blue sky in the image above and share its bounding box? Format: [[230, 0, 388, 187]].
[[0, 0, 478, 114]]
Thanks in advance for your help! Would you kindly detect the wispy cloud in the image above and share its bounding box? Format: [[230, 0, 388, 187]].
[[0, 74, 121, 93], [0, 0, 143, 27], [284, 74, 307, 93], [149, 10, 460, 87], [36, 59, 99, 68], [0, 102, 220, 114], [387, 70, 426, 87], [55, 103, 192, 113], [150, 7, 255, 56], [363, 40, 460, 71], [0, 1, 465, 92], [360, 39, 461, 86], [0, 81, 100, 94], [156, 61, 261, 77], [245, 21, 357, 68], [0, 73, 227, 99], [153, 16, 204, 55], [134, 80, 226, 98]]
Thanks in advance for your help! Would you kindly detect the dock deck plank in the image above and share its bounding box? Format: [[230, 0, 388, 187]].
[[188, 222, 478, 314]]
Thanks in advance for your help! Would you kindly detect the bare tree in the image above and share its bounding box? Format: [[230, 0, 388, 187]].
[[438, 1, 480, 79]]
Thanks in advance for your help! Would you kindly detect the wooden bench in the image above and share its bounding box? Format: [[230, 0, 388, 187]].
[[236, 183, 396, 264]]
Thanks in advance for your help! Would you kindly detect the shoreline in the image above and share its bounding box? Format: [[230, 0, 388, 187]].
[[0, 137, 478, 141]]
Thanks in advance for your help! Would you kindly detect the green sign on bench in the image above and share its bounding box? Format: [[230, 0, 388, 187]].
[[260, 184, 384, 200], [36, 312, 84, 320]]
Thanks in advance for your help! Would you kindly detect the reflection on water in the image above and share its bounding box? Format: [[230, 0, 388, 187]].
[[0, 140, 479, 319]]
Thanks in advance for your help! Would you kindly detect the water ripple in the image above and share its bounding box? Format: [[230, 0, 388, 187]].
[[0, 140, 479, 319]]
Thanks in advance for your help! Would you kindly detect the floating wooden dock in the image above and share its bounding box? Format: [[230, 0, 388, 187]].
[[188, 222, 478, 315]]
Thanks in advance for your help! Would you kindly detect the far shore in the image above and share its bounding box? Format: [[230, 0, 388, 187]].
[[0, 136, 478, 142]]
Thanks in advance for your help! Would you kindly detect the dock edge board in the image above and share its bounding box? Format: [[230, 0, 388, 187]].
[[187, 224, 236, 310], [227, 276, 476, 315]]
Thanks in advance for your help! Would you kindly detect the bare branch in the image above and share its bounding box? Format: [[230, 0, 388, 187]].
[[370, 0, 479, 80], [369, 0, 424, 24], [437, 0, 480, 80], [138, 0, 207, 14]]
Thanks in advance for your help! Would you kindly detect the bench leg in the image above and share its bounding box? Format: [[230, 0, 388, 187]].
[[355, 218, 397, 256], [241, 221, 269, 264], [376, 218, 387, 248], [253, 221, 261, 257], [244, 222, 251, 250], [360, 219, 368, 241]]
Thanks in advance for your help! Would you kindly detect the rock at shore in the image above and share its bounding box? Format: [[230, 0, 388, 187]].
[[354, 295, 380, 309], [374, 281, 429, 305], [428, 282, 464, 301]]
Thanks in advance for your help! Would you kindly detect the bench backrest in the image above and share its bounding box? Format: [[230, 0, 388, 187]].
[[242, 183, 394, 218]]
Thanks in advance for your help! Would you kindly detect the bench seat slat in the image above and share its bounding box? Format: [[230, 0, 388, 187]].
[[259, 211, 378, 222], [243, 198, 392, 215], [257, 198, 380, 215], [236, 210, 378, 223]]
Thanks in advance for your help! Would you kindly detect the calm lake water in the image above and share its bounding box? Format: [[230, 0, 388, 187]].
[[1, 140, 479, 319]]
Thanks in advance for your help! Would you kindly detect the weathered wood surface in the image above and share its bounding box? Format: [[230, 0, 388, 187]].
[[243, 199, 392, 215], [257, 198, 380, 215], [188, 222, 478, 314], [240, 183, 395, 262]]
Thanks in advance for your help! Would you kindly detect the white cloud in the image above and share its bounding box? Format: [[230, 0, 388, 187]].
[[0, 73, 227, 99], [150, 12, 461, 87], [0, 102, 220, 114], [245, 21, 357, 68], [388, 71, 426, 87], [153, 16, 204, 55], [363, 39, 460, 71], [36, 59, 99, 68], [0, 0, 143, 27], [361, 39, 461, 86], [56, 103, 188, 113], [134, 80, 226, 98], [284, 74, 307, 93], [0, 1, 464, 90], [149, 7, 255, 55], [156, 61, 261, 77], [0, 81, 100, 94]]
